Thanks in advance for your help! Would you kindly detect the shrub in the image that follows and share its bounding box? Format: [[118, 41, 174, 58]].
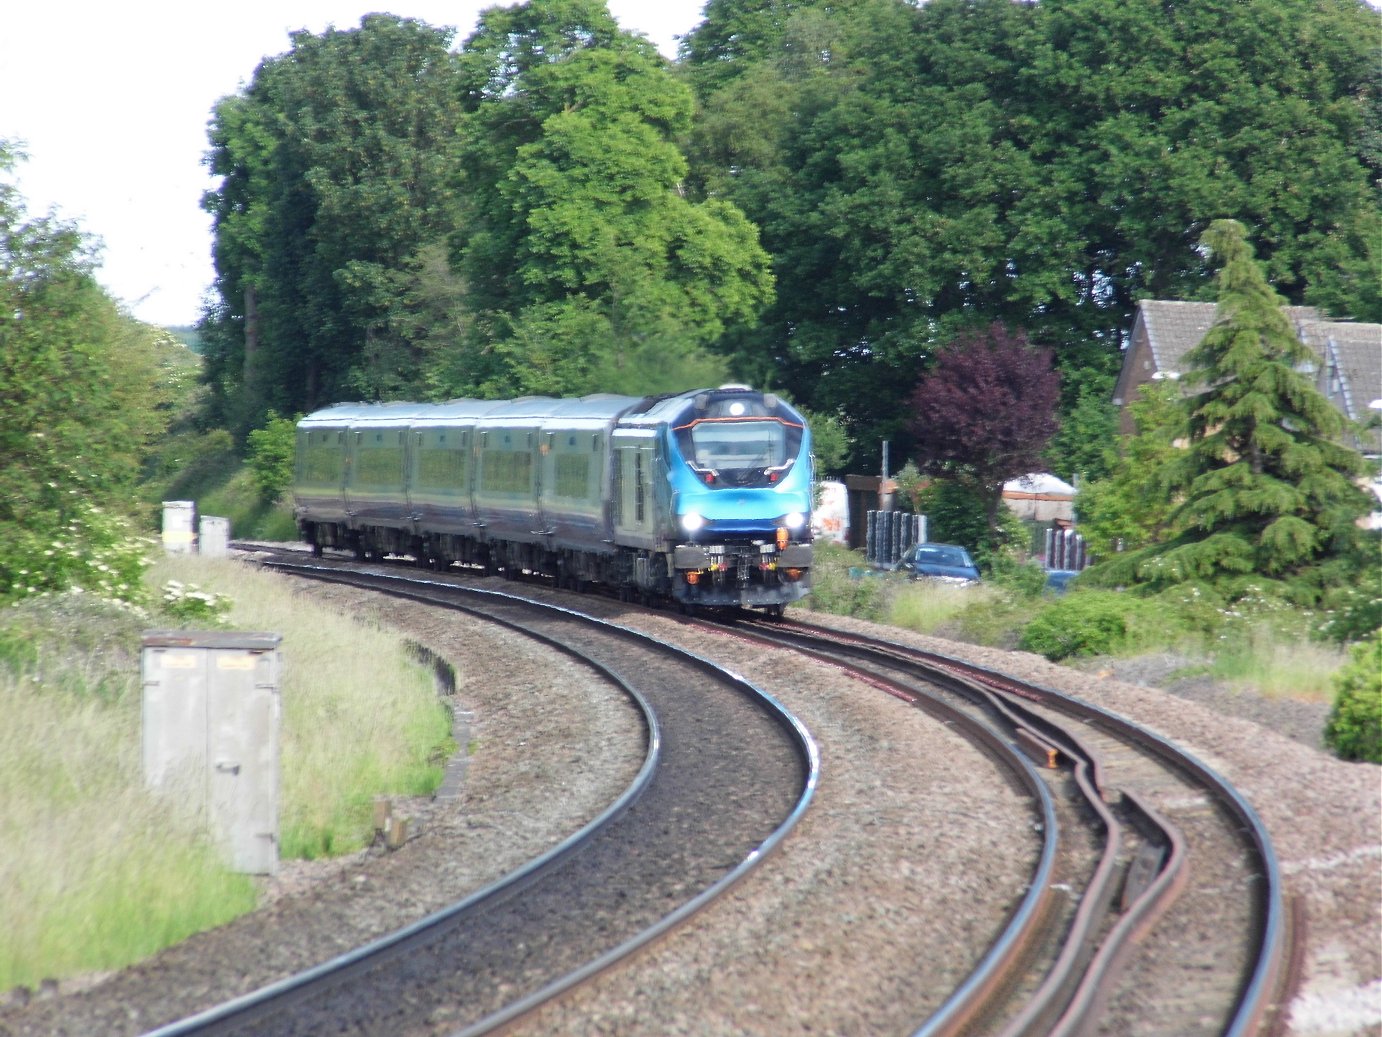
[[1323, 632, 1382, 763], [0, 502, 152, 609], [985, 555, 1048, 598], [800, 541, 889, 621], [1017, 591, 1174, 661], [245, 412, 299, 503]]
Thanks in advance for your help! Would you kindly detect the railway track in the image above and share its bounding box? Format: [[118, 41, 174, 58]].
[[232, 550, 1297, 1036], [144, 556, 818, 1036], [710, 611, 1298, 1037], [6, 545, 1301, 1036]]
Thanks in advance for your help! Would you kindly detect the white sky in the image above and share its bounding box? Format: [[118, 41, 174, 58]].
[[0, 2, 707, 327]]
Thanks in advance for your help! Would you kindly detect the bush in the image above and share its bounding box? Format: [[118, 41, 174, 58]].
[[801, 541, 890, 621], [0, 502, 152, 609], [245, 412, 299, 503], [985, 555, 1048, 598], [1017, 591, 1175, 661], [1323, 632, 1382, 763]]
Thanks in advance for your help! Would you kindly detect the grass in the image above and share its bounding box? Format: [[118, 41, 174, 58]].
[[803, 542, 1348, 701], [0, 556, 454, 990], [148, 555, 454, 858], [1200, 629, 1348, 703], [0, 595, 257, 990]]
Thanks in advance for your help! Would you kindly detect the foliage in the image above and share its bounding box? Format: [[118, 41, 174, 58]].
[[158, 580, 233, 626], [681, 0, 1381, 467], [914, 478, 1028, 572], [1017, 591, 1170, 661], [201, 15, 464, 429], [1323, 631, 1382, 763], [0, 504, 152, 609], [887, 579, 1009, 637], [907, 322, 1061, 542], [1088, 221, 1373, 604], [442, 0, 773, 400], [1075, 381, 1186, 557], [190, 463, 299, 543], [985, 554, 1049, 598], [799, 541, 889, 621], [1, 147, 172, 605], [1043, 374, 1118, 484], [799, 406, 849, 476], [245, 411, 300, 502], [0, 594, 256, 988], [1315, 546, 1382, 644]]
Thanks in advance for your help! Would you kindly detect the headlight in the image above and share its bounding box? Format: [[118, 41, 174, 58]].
[[681, 511, 705, 533], [782, 512, 806, 530]]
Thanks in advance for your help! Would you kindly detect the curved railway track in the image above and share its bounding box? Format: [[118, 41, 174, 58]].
[[228, 550, 1296, 1036], [144, 558, 818, 1037], [6, 545, 1315, 1037], [710, 612, 1298, 1037]]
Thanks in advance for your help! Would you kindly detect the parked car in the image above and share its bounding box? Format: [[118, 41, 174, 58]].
[[1043, 568, 1081, 594], [889, 543, 981, 585]]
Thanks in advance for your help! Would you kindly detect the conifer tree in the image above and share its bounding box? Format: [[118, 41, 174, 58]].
[[1097, 219, 1373, 603]]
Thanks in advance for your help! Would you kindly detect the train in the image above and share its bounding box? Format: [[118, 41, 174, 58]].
[[291, 385, 815, 613]]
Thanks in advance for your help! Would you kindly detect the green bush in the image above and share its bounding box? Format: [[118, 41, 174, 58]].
[[800, 541, 890, 621], [1017, 591, 1171, 661], [245, 411, 300, 503], [1323, 632, 1382, 763], [986, 555, 1048, 598]]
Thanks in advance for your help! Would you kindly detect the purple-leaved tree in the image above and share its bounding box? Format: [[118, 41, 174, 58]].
[[908, 322, 1061, 541]]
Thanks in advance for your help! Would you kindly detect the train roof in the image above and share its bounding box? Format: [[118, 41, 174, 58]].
[[297, 402, 432, 427], [296, 389, 801, 431]]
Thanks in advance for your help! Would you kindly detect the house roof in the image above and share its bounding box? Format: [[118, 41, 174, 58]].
[[1003, 472, 1077, 497], [1138, 300, 1325, 377], [1300, 320, 1382, 423]]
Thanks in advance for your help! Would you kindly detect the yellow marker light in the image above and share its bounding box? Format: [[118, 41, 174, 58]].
[[776, 527, 790, 550]]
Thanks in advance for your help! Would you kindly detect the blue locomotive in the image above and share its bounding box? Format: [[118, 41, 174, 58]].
[[292, 386, 814, 612]]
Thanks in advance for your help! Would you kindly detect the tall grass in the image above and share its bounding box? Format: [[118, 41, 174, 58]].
[[1205, 626, 1348, 702], [150, 556, 454, 857], [886, 580, 1006, 636], [0, 597, 256, 990], [1, 556, 453, 989]]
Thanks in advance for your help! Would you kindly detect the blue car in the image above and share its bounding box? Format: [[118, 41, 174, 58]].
[[890, 543, 980, 585]]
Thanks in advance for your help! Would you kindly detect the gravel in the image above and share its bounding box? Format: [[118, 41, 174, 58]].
[[1, 574, 1377, 1037]]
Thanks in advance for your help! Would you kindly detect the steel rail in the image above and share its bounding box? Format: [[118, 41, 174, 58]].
[[149, 559, 820, 1037], [687, 612, 1069, 1037], [771, 614, 1292, 1037]]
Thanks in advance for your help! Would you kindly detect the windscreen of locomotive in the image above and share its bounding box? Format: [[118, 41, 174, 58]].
[[690, 421, 788, 471]]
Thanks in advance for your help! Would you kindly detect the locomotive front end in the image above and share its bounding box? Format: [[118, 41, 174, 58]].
[[665, 388, 814, 612]]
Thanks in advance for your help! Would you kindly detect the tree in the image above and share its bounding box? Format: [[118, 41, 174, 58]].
[[442, 0, 774, 399], [680, 0, 1382, 468], [1089, 220, 1374, 603], [202, 15, 463, 430], [0, 143, 170, 603], [907, 322, 1061, 550], [1074, 381, 1186, 557]]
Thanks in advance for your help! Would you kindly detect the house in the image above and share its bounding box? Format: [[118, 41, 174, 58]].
[[1002, 472, 1076, 523], [1114, 300, 1382, 458]]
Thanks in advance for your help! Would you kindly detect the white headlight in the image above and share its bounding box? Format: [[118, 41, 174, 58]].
[[782, 512, 806, 530], [681, 512, 705, 533]]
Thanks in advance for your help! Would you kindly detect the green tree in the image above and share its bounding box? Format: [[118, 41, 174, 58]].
[[442, 0, 773, 399], [0, 144, 169, 603], [680, 0, 1381, 468], [202, 15, 463, 430], [1075, 381, 1185, 557], [1089, 220, 1374, 603]]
